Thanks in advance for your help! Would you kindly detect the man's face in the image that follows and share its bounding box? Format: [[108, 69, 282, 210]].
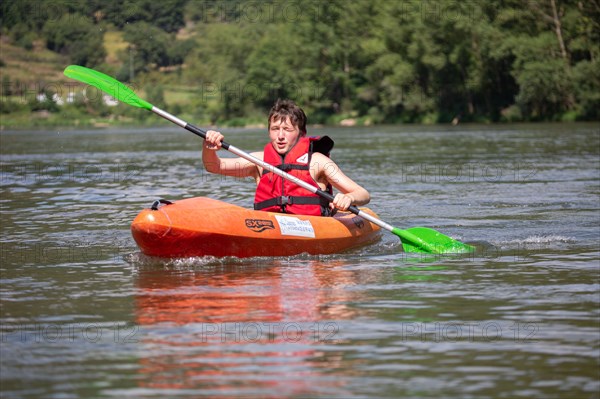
[[269, 116, 301, 155]]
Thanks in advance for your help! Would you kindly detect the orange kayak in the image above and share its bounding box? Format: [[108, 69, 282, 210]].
[[131, 197, 382, 258]]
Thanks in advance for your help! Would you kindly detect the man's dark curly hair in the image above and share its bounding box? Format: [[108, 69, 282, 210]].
[[268, 99, 307, 136]]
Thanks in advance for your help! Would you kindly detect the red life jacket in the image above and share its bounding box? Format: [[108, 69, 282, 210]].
[[254, 136, 335, 216]]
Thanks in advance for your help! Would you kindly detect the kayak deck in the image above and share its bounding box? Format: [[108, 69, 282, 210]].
[[131, 197, 382, 258]]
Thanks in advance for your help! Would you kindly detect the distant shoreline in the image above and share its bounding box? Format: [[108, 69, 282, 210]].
[[2, 119, 598, 133]]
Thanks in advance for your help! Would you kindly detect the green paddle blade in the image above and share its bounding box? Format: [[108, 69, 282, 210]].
[[63, 65, 153, 110], [393, 226, 475, 254]]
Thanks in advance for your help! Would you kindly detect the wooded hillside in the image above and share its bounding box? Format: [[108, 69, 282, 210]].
[[1, 0, 598, 127]]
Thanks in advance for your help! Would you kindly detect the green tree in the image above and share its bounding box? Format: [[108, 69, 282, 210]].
[[99, 0, 186, 33], [245, 24, 314, 109], [145, 84, 166, 109], [43, 13, 106, 67], [184, 22, 265, 122], [121, 22, 172, 73], [1, 0, 69, 32], [491, 0, 598, 120]]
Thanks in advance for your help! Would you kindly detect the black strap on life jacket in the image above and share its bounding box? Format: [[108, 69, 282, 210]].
[[262, 163, 309, 176], [254, 195, 334, 216], [254, 195, 330, 209]]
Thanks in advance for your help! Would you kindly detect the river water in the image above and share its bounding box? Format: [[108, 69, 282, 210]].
[[1, 123, 599, 398]]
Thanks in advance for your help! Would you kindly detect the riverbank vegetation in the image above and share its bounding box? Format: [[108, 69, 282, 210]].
[[1, 0, 598, 129]]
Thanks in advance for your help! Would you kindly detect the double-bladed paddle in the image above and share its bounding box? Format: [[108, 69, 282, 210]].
[[63, 65, 474, 254]]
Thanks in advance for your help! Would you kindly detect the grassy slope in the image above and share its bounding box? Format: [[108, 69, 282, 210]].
[[0, 31, 203, 129], [103, 31, 128, 65], [1, 30, 129, 85], [1, 37, 67, 85]]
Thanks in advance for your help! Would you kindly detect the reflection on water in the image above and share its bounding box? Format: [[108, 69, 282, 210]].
[[133, 260, 371, 397]]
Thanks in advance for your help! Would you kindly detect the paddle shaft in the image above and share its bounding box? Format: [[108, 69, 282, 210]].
[[152, 106, 398, 233]]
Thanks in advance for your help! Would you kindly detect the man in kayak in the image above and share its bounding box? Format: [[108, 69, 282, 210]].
[[202, 99, 370, 216]]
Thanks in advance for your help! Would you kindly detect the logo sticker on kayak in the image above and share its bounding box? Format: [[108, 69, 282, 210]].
[[274, 215, 315, 238], [245, 219, 275, 233]]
